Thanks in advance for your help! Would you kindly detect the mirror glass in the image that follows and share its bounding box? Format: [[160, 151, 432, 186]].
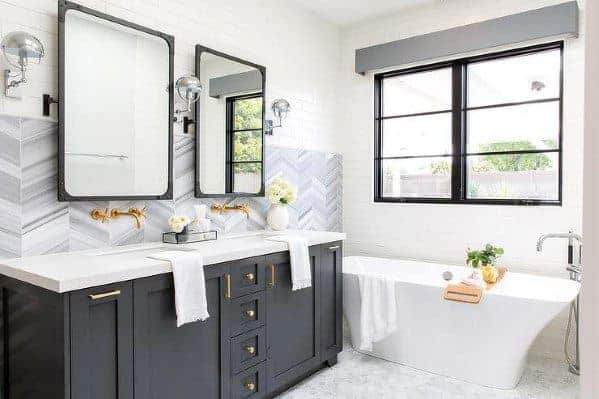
[[196, 49, 264, 196], [61, 7, 172, 199]]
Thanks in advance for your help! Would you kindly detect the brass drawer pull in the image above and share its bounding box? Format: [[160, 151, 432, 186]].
[[245, 309, 255, 318], [244, 272, 255, 282], [225, 274, 231, 299], [328, 245, 341, 250], [245, 345, 256, 355], [268, 264, 275, 288], [88, 290, 121, 300], [245, 381, 256, 392]]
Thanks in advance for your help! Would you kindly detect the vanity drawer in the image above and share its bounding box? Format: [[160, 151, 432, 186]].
[[230, 362, 266, 399], [228, 256, 266, 298], [226, 291, 266, 337], [230, 327, 266, 374]]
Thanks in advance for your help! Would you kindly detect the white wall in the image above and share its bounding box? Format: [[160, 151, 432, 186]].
[[581, 0, 598, 395], [0, 0, 341, 153], [339, 0, 584, 278]]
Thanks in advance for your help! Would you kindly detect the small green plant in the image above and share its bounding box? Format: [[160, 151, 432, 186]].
[[466, 244, 504, 268]]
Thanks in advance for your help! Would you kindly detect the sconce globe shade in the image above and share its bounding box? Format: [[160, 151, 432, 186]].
[[271, 98, 290, 120], [176, 76, 203, 103], [1, 31, 45, 70]]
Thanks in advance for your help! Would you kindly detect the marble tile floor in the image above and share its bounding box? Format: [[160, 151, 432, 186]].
[[278, 347, 579, 399]]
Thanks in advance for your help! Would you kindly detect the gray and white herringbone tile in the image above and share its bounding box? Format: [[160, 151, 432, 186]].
[[0, 115, 342, 258]]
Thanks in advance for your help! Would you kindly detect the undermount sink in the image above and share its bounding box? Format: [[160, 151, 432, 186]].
[[86, 244, 195, 258]]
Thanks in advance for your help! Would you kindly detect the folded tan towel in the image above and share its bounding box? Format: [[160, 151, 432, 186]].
[[443, 283, 482, 304]]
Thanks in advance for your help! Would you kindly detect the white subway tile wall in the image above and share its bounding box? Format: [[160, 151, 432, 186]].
[[0, 0, 341, 152]]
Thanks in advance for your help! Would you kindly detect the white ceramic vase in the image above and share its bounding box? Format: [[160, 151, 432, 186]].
[[267, 204, 289, 231]]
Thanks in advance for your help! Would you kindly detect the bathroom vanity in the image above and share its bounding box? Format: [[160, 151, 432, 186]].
[[0, 231, 344, 399]]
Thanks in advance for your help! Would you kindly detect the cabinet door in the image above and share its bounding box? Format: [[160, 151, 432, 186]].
[[70, 281, 134, 399], [133, 265, 227, 399], [320, 242, 343, 362], [265, 248, 321, 394]]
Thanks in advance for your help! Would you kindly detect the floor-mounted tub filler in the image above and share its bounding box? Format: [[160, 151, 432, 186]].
[[343, 256, 580, 389]]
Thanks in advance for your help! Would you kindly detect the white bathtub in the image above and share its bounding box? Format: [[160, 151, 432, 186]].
[[343, 256, 580, 389]]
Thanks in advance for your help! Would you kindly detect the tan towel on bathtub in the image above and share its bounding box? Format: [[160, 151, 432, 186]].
[[357, 274, 397, 351]]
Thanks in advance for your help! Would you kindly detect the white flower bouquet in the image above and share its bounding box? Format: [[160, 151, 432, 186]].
[[266, 177, 297, 205], [168, 215, 190, 233]]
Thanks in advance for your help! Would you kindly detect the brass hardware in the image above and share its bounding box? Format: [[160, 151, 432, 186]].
[[244, 381, 256, 392], [244, 272, 255, 282], [210, 203, 250, 219], [245, 309, 255, 318], [245, 345, 256, 355], [88, 290, 121, 300], [225, 274, 231, 299], [90, 207, 147, 229], [328, 245, 341, 250], [268, 264, 275, 288], [110, 207, 147, 229], [90, 208, 110, 223]]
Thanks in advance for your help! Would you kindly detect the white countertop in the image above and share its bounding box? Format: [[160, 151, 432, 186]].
[[0, 230, 345, 293]]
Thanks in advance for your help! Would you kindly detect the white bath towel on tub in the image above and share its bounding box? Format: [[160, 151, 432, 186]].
[[147, 251, 209, 327], [266, 235, 312, 290], [358, 273, 397, 351]]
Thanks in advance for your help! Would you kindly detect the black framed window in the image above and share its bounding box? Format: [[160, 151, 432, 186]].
[[225, 93, 263, 193], [374, 42, 563, 205]]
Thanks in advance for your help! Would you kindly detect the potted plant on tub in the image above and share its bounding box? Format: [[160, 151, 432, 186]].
[[466, 244, 504, 284]]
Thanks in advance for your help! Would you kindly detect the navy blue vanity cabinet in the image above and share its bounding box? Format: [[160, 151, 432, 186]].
[[0, 242, 343, 399], [133, 263, 229, 399], [265, 247, 322, 396], [320, 242, 343, 364], [70, 281, 134, 399]]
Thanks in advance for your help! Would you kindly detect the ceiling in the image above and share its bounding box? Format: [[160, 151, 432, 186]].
[[291, 0, 438, 26]]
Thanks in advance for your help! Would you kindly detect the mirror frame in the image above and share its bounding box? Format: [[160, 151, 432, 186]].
[[194, 45, 266, 198], [57, 0, 175, 201]]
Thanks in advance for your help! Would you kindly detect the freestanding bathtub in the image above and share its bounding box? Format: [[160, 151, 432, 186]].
[[343, 256, 580, 389]]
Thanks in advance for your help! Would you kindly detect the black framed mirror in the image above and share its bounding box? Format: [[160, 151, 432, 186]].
[[58, 0, 174, 201], [194, 45, 266, 198]]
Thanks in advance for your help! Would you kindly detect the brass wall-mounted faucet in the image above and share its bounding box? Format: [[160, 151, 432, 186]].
[[91, 207, 147, 229], [211, 203, 250, 219]]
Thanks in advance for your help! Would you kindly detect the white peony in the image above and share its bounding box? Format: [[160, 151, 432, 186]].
[[168, 215, 190, 233], [266, 177, 297, 205]]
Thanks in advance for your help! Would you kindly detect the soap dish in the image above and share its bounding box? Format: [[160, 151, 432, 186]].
[[163, 230, 218, 244]]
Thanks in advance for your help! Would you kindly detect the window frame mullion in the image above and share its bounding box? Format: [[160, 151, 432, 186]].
[[451, 62, 465, 201]]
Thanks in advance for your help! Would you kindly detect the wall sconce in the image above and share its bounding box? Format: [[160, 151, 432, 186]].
[[1, 31, 45, 98], [265, 98, 291, 135], [174, 76, 202, 133]]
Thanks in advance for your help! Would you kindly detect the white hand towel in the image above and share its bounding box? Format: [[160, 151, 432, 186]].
[[357, 274, 397, 351], [147, 251, 209, 327], [266, 235, 312, 290]]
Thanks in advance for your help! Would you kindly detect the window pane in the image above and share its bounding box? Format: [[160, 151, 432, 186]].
[[382, 68, 452, 116], [233, 130, 262, 161], [233, 162, 262, 193], [234, 96, 263, 130], [382, 158, 451, 198], [467, 153, 558, 200], [467, 102, 560, 153], [382, 113, 452, 157], [467, 49, 561, 107]]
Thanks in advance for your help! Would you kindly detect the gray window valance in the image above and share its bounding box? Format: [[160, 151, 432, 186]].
[[355, 1, 579, 75]]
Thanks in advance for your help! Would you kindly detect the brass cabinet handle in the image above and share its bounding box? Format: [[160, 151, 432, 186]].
[[268, 264, 275, 288], [88, 290, 121, 300], [245, 381, 256, 392], [328, 245, 341, 250], [225, 274, 231, 299], [244, 272, 255, 282], [245, 345, 256, 355], [245, 309, 255, 318]]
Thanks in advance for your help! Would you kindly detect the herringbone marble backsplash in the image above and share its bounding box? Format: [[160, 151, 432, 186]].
[[0, 115, 342, 259]]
